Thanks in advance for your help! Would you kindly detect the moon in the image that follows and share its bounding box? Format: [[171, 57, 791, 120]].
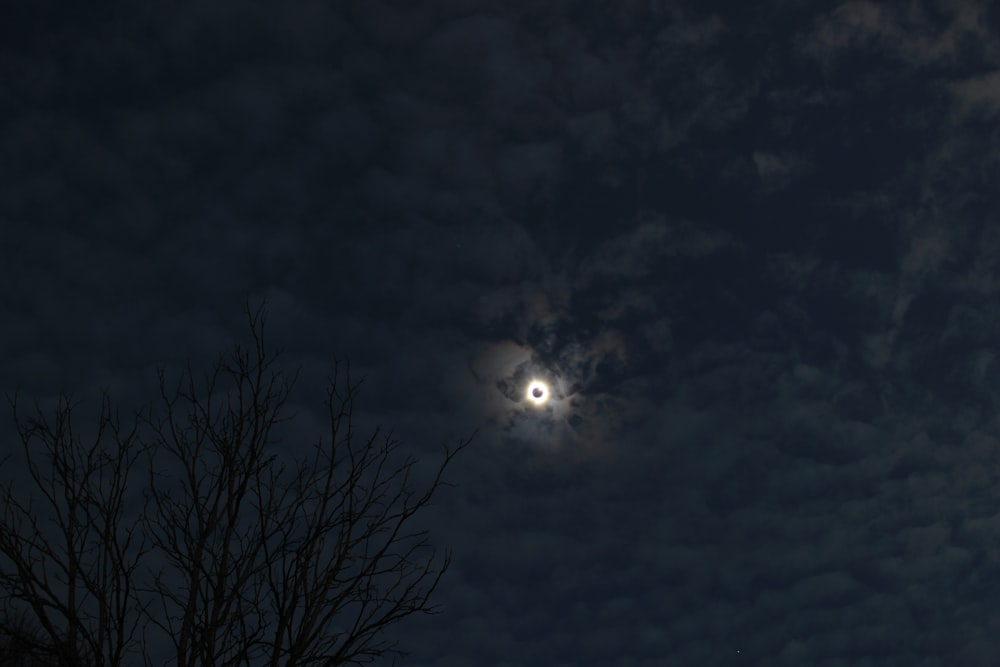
[[526, 380, 549, 406]]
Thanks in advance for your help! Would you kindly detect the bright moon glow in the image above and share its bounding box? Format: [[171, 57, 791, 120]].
[[526, 380, 549, 406]]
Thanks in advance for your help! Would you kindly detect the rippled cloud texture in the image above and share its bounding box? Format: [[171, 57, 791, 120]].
[[5, 1, 1000, 664]]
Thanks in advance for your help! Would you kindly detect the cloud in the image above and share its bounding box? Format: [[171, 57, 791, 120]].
[[753, 151, 812, 192], [948, 69, 1000, 116], [579, 213, 735, 282], [12, 2, 1000, 664], [800, 0, 994, 70]]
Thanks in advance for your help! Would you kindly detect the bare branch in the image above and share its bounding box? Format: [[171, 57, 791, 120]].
[[2, 301, 472, 666], [1, 392, 151, 667]]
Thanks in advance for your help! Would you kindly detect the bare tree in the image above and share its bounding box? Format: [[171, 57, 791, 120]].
[[0, 304, 472, 666], [0, 605, 76, 666], [0, 391, 148, 667]]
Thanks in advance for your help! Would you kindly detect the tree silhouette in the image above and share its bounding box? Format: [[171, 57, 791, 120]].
[[0, 304, 472, 666]]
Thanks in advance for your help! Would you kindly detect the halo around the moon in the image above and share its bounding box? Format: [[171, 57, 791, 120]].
[[526, 379, 549, 406]]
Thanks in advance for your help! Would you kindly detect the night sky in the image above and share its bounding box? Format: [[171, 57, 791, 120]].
[[4, 1, 1000, 665]]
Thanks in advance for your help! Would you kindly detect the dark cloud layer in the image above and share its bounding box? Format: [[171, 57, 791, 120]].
[[5, 0, 1000, 664]]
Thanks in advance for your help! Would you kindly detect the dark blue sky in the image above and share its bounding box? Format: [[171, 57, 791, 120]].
[[4, 1, 1000, 664]]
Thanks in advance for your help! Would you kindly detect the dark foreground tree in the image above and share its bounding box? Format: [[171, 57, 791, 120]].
[[0, 304, 472, 667]]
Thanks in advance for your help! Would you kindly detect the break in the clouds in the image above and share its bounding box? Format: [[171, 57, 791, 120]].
[[7, 0, 1000, 664]]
